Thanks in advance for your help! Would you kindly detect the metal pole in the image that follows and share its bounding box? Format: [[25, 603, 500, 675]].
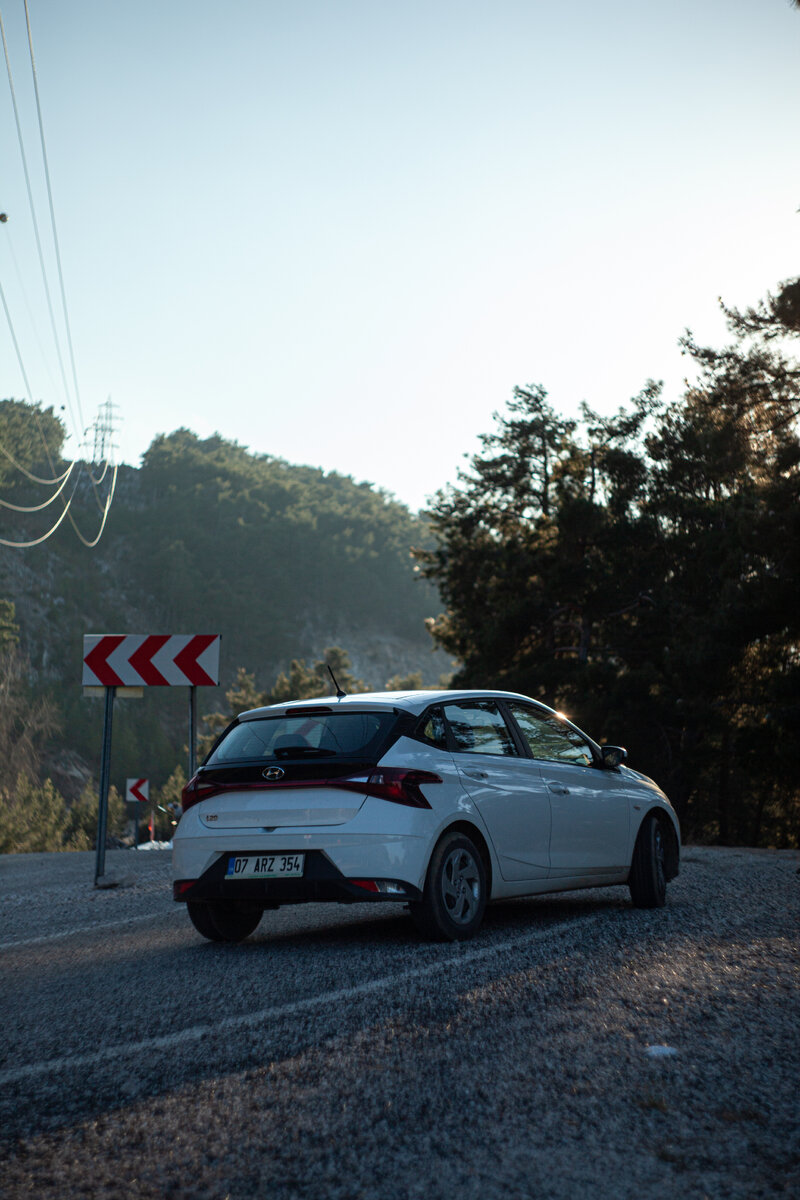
[[188, 685, 197, 779], [94, 685, 115, 885]]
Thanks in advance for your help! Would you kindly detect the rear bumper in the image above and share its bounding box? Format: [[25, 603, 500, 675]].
[[173, 798, 434, 893], [174, 848, 423, 907]]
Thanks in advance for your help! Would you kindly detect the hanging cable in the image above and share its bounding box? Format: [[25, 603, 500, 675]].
[[0, 427, 117, 546], [23, 0, 85, 437], [87, 455, 110, 486], [0, 463, 81, 547], [0, 437, 72, 484], [2, 4, 112, 515], [0, 3, 118, 548], [0, 5, 78, 443], [1, 271, 107, 539], [0, 269, 63, 478], [0, 456, 76, 509], [65, 460, 118, 547], [2, 221, 61, 402]]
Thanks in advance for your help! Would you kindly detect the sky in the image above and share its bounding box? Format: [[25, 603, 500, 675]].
[[0, 0, 798, 515]]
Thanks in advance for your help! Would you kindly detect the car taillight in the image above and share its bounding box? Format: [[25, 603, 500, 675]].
[[337, 768, 441, 808], [181, 775, 225, 812], [350, 879, 408, 894], [179, 767, 442, 811]]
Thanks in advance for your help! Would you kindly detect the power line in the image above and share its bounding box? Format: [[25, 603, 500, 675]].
[[0, 271, 79, 551], [88, 455, 110, 486], [2, 221, 61, 403], [2, 269, 116, 539], [0, 464, 81, 547], [0, 267, 61, 477], [2, 5, 108, 494], [65, 460, 118, 548], [23, 0, 85, 438], [0, 5, 78, 445], [0, 456, 76, 509], [0, 3, 118, 549], [0, 419, 119, 547], [0, 435, 72, 484]]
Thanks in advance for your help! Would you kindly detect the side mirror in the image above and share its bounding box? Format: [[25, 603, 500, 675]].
[[601, 745, 627, 769]]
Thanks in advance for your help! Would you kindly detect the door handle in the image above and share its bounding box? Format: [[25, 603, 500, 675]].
[[463, 770, 488, 780], [545, 781, 570, 795]]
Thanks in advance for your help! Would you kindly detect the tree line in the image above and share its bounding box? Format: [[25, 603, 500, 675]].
[[415, 277, 800, 846]]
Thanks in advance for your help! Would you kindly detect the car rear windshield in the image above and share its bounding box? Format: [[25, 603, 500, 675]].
[[206, 711, 400, 765]]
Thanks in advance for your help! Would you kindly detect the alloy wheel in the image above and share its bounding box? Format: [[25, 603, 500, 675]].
[[440, 847, 481, 925]]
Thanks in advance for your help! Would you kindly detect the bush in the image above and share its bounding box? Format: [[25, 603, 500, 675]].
[[0, 776, 127, 853], [0, 775, 67, 853], [63, 783, 127, 850]]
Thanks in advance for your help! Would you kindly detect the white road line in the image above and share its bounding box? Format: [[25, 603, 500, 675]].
[[0, 912, 605, 1088], [0, 910, 168, 951]]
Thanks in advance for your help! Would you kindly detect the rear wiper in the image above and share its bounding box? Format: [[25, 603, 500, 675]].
[[273, 745, 331, 759]]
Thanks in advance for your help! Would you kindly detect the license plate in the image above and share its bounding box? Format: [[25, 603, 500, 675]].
[[224, 853, 305, 879]]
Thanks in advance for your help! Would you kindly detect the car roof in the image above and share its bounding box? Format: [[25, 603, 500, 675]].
[[238, 689, 561, 720]]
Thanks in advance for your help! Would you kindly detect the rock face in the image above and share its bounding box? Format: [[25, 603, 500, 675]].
[[39, 749, 95, 805]]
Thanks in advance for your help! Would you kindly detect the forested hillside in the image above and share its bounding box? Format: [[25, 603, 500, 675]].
[[0, 421, 447, 807]]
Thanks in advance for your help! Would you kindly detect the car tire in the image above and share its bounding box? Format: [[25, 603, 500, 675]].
[[628, 813, 667, 908], [187, 900, 262, 942], [186, 901, 225, 941], [411, 831, 487, 942]]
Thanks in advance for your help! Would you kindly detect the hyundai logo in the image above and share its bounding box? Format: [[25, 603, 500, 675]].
[[262, 767, 285, 781]]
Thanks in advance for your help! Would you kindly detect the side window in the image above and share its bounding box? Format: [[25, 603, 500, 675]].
[[416, 707, 447, 749], [508, 703, 594, 767], [443, 701, 519, 757]]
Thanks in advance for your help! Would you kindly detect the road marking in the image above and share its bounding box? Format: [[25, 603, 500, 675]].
[[0, 912, 606, 1088], [0, 911, 167, 951]]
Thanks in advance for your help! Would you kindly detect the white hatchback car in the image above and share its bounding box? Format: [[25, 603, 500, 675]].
[[173, 690, 680, 942]]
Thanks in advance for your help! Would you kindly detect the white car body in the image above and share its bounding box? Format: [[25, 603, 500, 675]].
[[173, 690, 680, 940]]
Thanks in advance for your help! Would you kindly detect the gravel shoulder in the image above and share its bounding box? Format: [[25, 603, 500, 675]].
[[0, 845, 798, 1199]]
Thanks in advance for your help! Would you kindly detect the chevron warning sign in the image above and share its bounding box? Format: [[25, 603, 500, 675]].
[[126, 777, 149, 804], [82, 634, 221, 687]]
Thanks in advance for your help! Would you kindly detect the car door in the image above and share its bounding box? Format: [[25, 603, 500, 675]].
[[505, 702, 630, 875], [442, 699, 551, 880]]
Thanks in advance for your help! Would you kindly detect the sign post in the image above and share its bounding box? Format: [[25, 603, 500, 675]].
[[189, 685, 197, 779], [83, 634, 220, 883], [94, 686, 115, 884]]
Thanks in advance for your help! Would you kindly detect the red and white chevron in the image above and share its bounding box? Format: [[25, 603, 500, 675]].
[[125, 777, 149, 804], [82, 634, 221, 687]]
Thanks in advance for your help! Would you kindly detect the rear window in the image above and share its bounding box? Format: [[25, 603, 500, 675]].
[[206, 711, 399, 765]]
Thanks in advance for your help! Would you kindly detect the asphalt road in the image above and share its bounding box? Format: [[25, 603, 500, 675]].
[[0, 846, 798, 1200]]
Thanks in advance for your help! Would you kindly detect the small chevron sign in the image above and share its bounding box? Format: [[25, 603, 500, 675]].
[[125, 777, 149, 804]]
